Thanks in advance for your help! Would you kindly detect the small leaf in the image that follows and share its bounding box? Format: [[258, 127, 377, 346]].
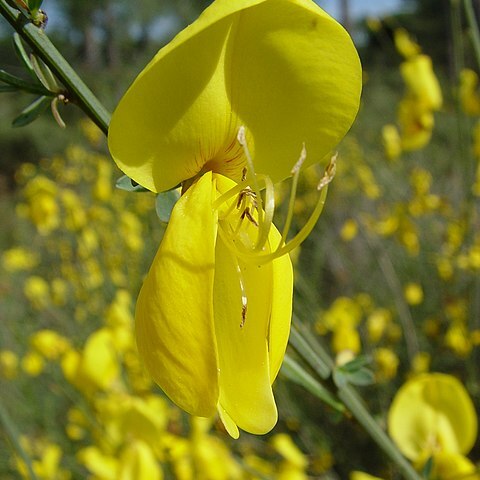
[[282, 355, 346, 413], [0, 69, 49, 95], [115, 175, 150, 192], [421, 457, 433, 479], [30, 55, 59, 92], [346, 368, 375, 386], [12, 96, 50, 127], [13, 33, 36, 80], [26, 0, 43, 11], [155, 189, 180, 223], [333, 356, 375, 387], [340, 355, 372, 373]]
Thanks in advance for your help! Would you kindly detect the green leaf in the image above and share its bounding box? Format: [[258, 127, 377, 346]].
[[12, 95, 50, 127], [0, 69, 49, 95], [421, 457, 433, 479], [281, 355, 345, 413], [13, 33, 36, 79], [333, 356, 375, 388], [30, 54, 59, 92], [155, 189, 180, 223], [26, 0, 42, 11], [339, 355, 372, 373], [115, 175, 150, 192]]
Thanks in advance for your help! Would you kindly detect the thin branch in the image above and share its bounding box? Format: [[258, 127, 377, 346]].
[[0, 0, 111, 134]]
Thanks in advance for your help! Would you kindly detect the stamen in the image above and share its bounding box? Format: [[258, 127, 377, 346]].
[[214, 135, 337, 269], [237, 127, 265, 240], [223, 153, 338, 265], [279, 144, 307, 248], [236, 127, 276, 252]]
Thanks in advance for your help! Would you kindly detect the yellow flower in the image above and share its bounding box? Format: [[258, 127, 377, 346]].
[[459, 68, 480, 116], [394, 28, 421, 59], [24, 276, 50, 310], [21, 351, 45, 377], [118, 440, 162, 480], [108, 0, 361, 437], [388, 373, 477, 464], [381, 124, 402, 160], [431, 451, 480, 480], [23, 175, 60, 234], [374, 348, 399, 382], [2, 247, 39, 272], [0, 349, 19, 379], [30, 329, 70, 360], [403, 282, 423, 305], [400, 55, 442, 111]]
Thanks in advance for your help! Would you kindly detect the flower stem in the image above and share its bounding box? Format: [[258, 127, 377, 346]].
[[0, 0, 111, 134], [0, 398, 39, 480], [464, 0, 480, 71], [337, 385, 422, 480], [290, 326, 422, 480]]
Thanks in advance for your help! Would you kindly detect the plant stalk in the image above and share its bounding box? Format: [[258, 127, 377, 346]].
[[0, 0, 111, 134]]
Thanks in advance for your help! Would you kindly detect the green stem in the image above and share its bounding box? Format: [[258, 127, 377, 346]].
[[0, 0, 111, 134], [0, 398, 39, 480], [464, 0, 480, 71], [337, 385, 422, 480], [289, 322, 333, 379], [289, 327, 422, 480]]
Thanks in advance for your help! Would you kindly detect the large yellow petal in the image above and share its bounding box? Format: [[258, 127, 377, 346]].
[[135, 172, 219, 417], [108, 0, 361, 193], [388, 373, 477, 461], [213, 228, 277, 435], [267, 228, 293, 381]]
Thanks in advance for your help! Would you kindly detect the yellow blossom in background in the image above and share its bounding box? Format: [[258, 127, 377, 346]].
[[381, 124, 402, 160], [78, 328, 120, 392], [431, 451, 480, 479], [400, 55, 442, 111], [445, 323, 472, 357], [21, 351, 45, 377], [403, 282, 423, 305], [77, 446, 118, 480], [271, 433, 308, 480], [30, 329, 70, 360], [22, 175, 60, 234], [374, 348, 399, 382], [61, 189, 87, 231], [411, 351, 431, 375], [93, 159, 114, 201], [459, 68, 480, 116], [366, 308, 391, 343], [388, 373, 477, 467], [51, 278, 69, 306], [2, 247, 39, 272], [24, 275, 50, 310], [108, 0, 361, 437], [15, 438, 70, 480], [340, 218, 358, 241], [383, 29, 442, 156], [394, 28, 421, 59], [397, 97, 434, 151], [0, 349, 19, 379], [118, 440, 163, 480]]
